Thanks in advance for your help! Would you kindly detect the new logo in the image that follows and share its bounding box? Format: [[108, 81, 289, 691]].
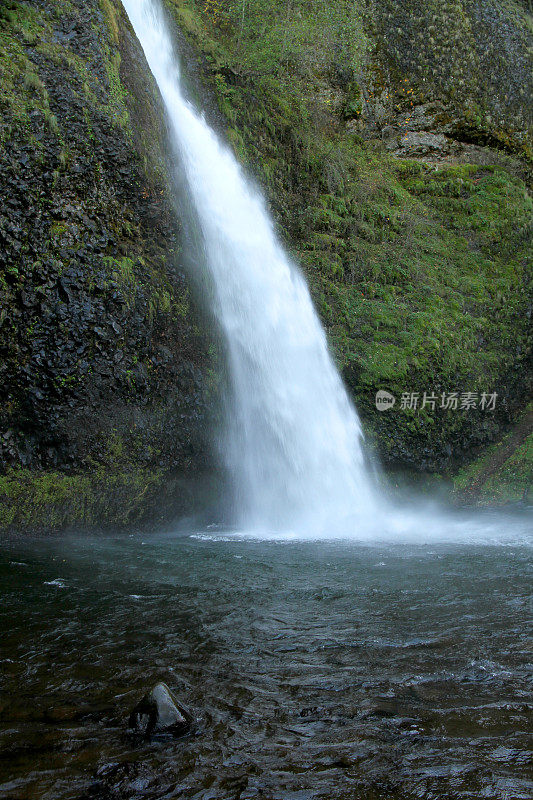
[[375, 390, 396, 411]]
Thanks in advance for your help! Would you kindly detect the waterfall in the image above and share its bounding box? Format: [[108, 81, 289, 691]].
[[122, 0, 379, 533]]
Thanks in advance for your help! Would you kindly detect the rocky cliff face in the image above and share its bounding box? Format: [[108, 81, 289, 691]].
[[0, 0, 218, 529], [367, 0, 532, 158]]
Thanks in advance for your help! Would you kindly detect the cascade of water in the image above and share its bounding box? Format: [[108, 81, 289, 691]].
[[122, 0, 379, 533]]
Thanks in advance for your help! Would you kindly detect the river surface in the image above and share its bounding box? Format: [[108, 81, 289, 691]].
[[1, 523, 532, 800]]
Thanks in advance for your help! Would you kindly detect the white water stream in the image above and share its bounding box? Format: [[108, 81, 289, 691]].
[[122, 0, 379, 534]]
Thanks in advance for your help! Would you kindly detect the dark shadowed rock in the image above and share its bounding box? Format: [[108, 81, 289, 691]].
[[128, 682, 193, 737]]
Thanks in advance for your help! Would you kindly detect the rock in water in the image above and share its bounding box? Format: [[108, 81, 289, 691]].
[[128, 683, 193, 737]]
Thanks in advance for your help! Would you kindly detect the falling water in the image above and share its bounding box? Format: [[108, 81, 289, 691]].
[[122, 0, 379, 533]]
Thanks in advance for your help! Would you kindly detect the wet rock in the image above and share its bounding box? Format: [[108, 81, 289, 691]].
[[128, 682, 193, 737], [44, 704, 80, 723]]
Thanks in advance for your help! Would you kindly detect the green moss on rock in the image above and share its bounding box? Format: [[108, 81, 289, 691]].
[[0, 0, 217, 532], [0, 464, 163, 531]]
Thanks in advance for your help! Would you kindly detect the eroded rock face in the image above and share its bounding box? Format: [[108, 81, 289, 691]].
[[128, 682, 193, 737], [367, 0, 533, 155], [0, 0, 218, 528]]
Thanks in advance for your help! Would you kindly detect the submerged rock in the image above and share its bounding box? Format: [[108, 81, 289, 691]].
[[128, 682, 193, 737]]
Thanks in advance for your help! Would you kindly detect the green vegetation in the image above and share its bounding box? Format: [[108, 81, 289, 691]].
[[454, 404, 533, 504], [101, 45, 131, 130], [0, 464, 163, 530], [0, 0, 214, 533], [99, 0, 120, 44], [104, 254, 190, 325], [483, 435, 532, 503], [0, 0, 530, 529], [0, 0, 132, 143]]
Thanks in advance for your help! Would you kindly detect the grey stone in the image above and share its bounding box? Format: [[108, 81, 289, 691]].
[[128, 682, 193, 737], [395, 131, 449, 157]]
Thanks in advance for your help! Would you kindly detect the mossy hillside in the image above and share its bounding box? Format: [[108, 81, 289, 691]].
[[0, 464, 162, 531], [165, 0, 532, 472], [478, 434, 532, 505], [0, 0, 217, 531], [164, 0, 533, 156], [453, 404, 532, 505]]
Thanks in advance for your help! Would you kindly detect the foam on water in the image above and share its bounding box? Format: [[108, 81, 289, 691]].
[[189, 500, 532, 546]]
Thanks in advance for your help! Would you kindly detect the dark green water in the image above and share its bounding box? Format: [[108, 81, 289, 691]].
[[0, 528, 532, 800]]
